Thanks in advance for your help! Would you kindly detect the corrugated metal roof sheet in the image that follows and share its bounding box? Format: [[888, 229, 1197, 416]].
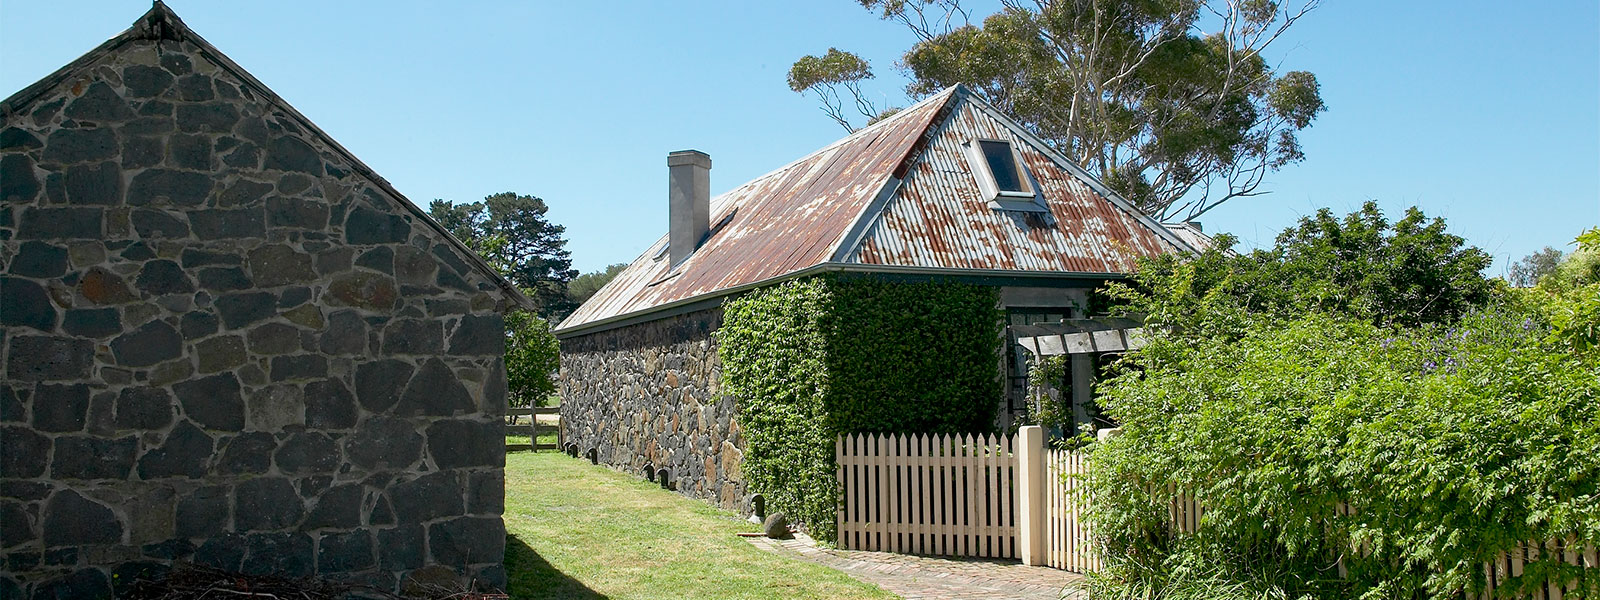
[[555, 88, 957, 334], [556, 86, 1194, 336], [846, 95, 1180, 272]]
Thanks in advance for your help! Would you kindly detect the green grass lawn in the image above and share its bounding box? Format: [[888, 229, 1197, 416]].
[[503, 450, 894, 600]]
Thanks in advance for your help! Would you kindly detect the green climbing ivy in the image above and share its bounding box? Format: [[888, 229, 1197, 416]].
[[718, 274, 1002, 542]]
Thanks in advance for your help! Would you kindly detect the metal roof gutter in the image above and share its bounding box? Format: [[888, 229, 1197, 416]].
[[552, 262, 1127, 339]]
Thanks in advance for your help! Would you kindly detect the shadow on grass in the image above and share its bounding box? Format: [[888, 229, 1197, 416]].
[[506, 533, 607, 600]]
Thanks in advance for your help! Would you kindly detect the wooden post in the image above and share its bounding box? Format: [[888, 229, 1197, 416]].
[[1016, 425, 1046, 566]]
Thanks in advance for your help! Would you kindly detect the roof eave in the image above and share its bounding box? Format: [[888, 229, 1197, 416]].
[[552, 262, 1127, 339]]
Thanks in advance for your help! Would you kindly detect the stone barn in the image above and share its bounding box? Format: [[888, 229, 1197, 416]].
[[554, 85, 1201, 517], [0, 4, 531, 596]]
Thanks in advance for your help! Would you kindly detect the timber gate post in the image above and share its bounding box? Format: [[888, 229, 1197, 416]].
[[1017, 425, 1047, 565]]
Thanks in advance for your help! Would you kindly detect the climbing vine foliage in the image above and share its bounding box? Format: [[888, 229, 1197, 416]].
[[718, 275, 1002, 542]]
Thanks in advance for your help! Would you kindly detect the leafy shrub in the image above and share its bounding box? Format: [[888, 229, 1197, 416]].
[[718, 274, 1002, 541], [505, 309, 559, 408], [1088, 307, 1600, 599]]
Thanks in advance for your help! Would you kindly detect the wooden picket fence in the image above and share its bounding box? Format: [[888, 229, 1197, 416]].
[[834, 432, 1017, 558], [1045, 448, 1098, 572], [835, 426, 1595, 598]]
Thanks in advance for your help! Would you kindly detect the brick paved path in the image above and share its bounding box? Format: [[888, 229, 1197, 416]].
[[748, 535, 1088, 600]]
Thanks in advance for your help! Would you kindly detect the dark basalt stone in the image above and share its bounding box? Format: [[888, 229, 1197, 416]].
[[189, 208, 266, 240], [1, 154, 38, 203], [42, 490, 123, 546], [18, 207, 102, 239], [110, 319, 183, 367], [397, 358, 474, 416], [274, 432, 339, 474], [131, 209, 190, 239], [123, 65, 175, 97], [354, 359, 414, 412], [11, 241, 68, 278], [32, 383, 89, 433], [426, 419, 502, 470], [63, 160, 123, 205], [0, 277, 56, 332], [114, 387, 172, 430], [214, 291, 276, 329], [389, 471, 463, 524], [128, 169, 214, 207], [173, 373, 245, 431], [344, 205, 409, 245], [41, 127, 116, 164], [0, 427, 49, 478], [175, 103, 242, 134], [137, 420, 214, 479], [216, 432, 275, 475], [233, 478, 304, 531], [343, 416, 422, 470], [51, 435, 137, 480], [304, 378, 357, 429], [176, 485, 231, 539], [135, 259, 196, 296], [263, 136, 323, 175], [7, 336, 93, 381]]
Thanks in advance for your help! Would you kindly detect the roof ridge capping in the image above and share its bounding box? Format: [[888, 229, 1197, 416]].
[[2, 1, 535, 311]]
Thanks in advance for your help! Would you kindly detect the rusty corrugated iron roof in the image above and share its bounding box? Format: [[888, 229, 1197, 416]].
[[845, 96, 1181, 271], [555, 86, 1194, 336]]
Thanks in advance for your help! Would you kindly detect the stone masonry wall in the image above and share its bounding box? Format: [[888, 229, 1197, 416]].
[[559, 308, 746, 512], [1, 37, 509, 597]]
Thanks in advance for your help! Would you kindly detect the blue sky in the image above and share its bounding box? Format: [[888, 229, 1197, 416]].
[[4, 1, 1596, 276]]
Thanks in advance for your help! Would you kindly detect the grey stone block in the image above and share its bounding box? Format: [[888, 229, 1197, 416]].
[[173, 373, 245, 431], [61, 308, 121, 338], [448, 315, 505, 356], [216, 432, 275, 474], [51, 435, 137, 479], [109, 319, 183, 367], [304, 378, 357, 429], [32, 383, 89, 432], [263, 136, 323, 175], [428, 517, 504, 567], [42, 490, 123, 546], [397, 358, 473, 417], [0, 427, 49, 477], [241, 532, 314, 578], [382, 318, 443, 355], [317, 529, 374, 572], [137, 420, 214, 479], [134, 259, 196, 296], [127, 169, 214, 207], [274, 432, 338, 474], [345, 205, 409, 245], [214, 291, 276, 329], [63, 160, 123, 205], [389, 471, 462, 524], [11, 241, 69, 278], [42, 128, 117, 163], [234, 477, 304, 531], [377, 524, 424, 570], [304, 483, 363, 529], [1, 277, 57, 332], [18, 207, 103, 239], [114, 387, 173, 430], [427, 420, 502, 470], [344, 417, 422, 470]]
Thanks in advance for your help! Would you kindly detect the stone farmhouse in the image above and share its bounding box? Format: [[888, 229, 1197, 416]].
[[555, 84, 1204, 514], [1, 4, 529, 596]]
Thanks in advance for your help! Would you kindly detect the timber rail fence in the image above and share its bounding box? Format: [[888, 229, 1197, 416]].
[[506, 406, 561, 452], [836, 426, 1595, 598]]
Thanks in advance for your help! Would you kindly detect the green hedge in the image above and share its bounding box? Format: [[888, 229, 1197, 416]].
[[1088, 309, 1600, 598], [718, 274, 1002, 541]]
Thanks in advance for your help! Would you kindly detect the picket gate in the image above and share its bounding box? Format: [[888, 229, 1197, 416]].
[[835, 432, 1017, 558]]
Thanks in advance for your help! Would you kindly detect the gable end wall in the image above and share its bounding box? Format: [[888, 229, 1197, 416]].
[[1, 38, 507, 595]]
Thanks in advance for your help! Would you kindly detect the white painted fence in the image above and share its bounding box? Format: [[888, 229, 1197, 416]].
[[834, 432, 1017, 558], [835, 426, 1596, 597]]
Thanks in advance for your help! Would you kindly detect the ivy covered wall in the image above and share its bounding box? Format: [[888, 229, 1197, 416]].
[[718, 274, 1003, 541]]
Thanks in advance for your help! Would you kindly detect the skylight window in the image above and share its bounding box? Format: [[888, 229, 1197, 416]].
[[979, 140, 1027, 193], [965, 138, 1045, 211]]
